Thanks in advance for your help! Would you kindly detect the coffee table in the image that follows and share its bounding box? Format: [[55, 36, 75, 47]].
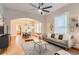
[[33, 37, 48, 54]]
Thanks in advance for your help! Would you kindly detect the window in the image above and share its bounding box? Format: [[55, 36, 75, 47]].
[[35, 23, 42, 33], [54, 13, 67, 34]]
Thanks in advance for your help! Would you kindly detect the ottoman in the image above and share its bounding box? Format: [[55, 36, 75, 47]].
[[54, 50, 71, 55]]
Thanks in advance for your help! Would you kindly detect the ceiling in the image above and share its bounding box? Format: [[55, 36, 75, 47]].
[[3, 3, 69, 15]]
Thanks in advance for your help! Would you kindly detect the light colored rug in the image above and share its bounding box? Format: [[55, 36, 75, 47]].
[[22, 41, 79, 55]]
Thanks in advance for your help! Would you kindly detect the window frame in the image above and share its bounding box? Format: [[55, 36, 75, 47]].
[[54, 12, 68, 34]]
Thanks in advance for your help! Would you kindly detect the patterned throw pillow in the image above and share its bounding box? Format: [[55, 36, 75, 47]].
[[58, 35, 63, 40], [51, 34, 55, 38]]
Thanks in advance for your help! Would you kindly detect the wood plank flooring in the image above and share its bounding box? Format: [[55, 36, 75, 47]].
[[3, 36, 25, 55]]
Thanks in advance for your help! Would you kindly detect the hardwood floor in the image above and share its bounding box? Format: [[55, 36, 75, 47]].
[[2, 36, 25, 55]]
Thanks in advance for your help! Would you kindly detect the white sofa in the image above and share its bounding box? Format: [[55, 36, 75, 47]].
[[43, 33, 74, 49]]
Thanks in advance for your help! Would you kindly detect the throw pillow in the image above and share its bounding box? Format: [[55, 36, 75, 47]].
[[58, 35, 63, 40], [51, 34, 55, 38]]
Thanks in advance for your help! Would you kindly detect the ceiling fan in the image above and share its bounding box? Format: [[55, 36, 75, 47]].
[[30, 3, 52, 14]]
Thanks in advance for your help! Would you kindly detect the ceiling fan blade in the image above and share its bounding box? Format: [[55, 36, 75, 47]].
[[42, 6, 52, 9], [38, 3, 44, 9], [40, 3, 43, 6], [38, 3, 41, 9], [30, 3, 38, 9], [42, 10, 50, 13]]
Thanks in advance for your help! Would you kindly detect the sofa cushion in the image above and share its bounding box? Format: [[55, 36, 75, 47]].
[[55, 40, 67, 45], [49, 38, 67, 45]]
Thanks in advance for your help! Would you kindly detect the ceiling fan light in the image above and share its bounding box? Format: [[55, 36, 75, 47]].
[[38, 9, 42, 12]]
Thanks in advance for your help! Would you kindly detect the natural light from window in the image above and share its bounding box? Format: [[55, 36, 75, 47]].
[[35, 23, 42, 33], [54, 13, 68, 34]]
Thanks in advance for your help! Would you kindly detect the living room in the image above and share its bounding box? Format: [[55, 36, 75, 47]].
[[0, 3, 79, 55], [45, 3, 79, 51]]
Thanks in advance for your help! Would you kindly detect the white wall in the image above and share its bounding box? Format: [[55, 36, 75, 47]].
[[46, 3, 79, 46], [3, 7, 46, 36], [0, 4, 3, 16], [0, 4, 10, 34], [0, 4, 4, 33]]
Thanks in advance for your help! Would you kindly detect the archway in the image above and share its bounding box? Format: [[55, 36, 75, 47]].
[[10, 18, 42, 36]]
